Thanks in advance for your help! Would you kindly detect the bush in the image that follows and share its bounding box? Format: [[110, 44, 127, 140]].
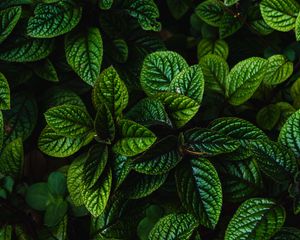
[[0, 0, 300, 239]]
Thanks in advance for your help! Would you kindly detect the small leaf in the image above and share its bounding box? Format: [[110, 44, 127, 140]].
[[256, 104, 280, 130], [99, 0, 113, 10], [149, 213, 199, 240], [225, 198, 285, 240], [45, 104, 93, 138], [197, 38, 229, 60], [224, 0, 239, 6], [0, 72, 10, 110], [195, 0, 224, 27], [44, 199, 68, 227], [65, 27, 103, 86], [112, 154, 132, 189], [225, 57, 267, 105], [47, 171, 67, 196], [113, 119, 156, 157], [0, 6, 22, 44], [32, 59, 59, 82], [169, 65, 205, 104], [25, 183, 51, 211], [27, 0, 82, 38], [166, 0, 192, 19], [140, 51, 188, 96], [219, 12, 243, 39], [176, 158, 222, 229], [157, 92, 200, 128]]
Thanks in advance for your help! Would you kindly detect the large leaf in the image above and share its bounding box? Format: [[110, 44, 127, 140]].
[[0, 6, 21, 44], [0, 138, 23, 178], [157, 92, 199, 128], [65, 27, 103, 86], [176, 158, 222, 229], [225, 57, 267, 105], [0, 37, 54, 62], [140, 51, 188, 96], [169, 65, 205, 104], [279, 109, 300, 158], [148, 213, 199, 240], [260, 0, 300, 32], [92, 66, 128, 117], [133, 135, 181, 175], [225, 198, 285, 240], [195, 0, 223, 27], [45, 104, 93, 138], [0, 72, 10, 110], [27, 0, 82, 38], [197, 38, 229, 60], [113, 119, 156, 157], [112, 154, 132, 189], [250, 140, 298, 182]]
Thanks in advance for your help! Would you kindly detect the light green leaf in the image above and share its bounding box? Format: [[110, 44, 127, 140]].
[[99, 0, 113, 10], [195, 0, 224, 27], [296, 12, 300, 41], [140, 51, 188, 96], [45, 104, 93, 138], [92, 66, 128, 116], [133, 135, 181, 175], [273, 227, 300, 240], [250, 140, 298, 182], [0, 37, 54, 62], [199, 54, 229, 95], [0, 72, 10, 110], [0, 6, 22, 44], [32, 59, 59, 82], [263, 54, 293, 85], [176, 158, 222, 229], [169, 65, 205, 104], [260, 0, 300, 32], [197, 38, 229, 60], [27, 0, 82, 38], [279, 109, 300, 157], [225, 57, 267, 105], [224, 0, 238, 6], [157, 92, 200, 128], [256, 104, 280, 130], [0, 138, 23, 179], [38, 125, 84, 158], [113, 119, 156, 157], [44, 199, 68, 227], [225, 198, 285, 240], [149, 213, 199, 240], [65, 27, 103, 86], [166, 0, 192, 19], [25, 183, 51, 211], [183, 128, 240, 156]]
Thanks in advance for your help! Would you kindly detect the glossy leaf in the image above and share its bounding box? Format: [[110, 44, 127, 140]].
[[0, 6, 21, 44], [0, 72, 10, 110], [197, 38, 229, 60], [112, 154, 132, 189]]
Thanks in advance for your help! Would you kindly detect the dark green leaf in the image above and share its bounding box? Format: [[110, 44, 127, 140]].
[[0, 72, 10, 110], [44, 199, 68, 227], [195, 0, 224, 27], [256, 104, 280, 130], [99, 0, 113, 10], [0, 6, 21, 44], [25, 183, 51, 211], [197, 38, 229, 60], [166, 0, 192, 19], [273, 227, 300, 240], [47, 171, 67, 196], [31, 59, 59, 82]]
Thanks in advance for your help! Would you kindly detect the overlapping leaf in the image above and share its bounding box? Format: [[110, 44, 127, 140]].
[[256, 104, 280, 130], [0, 72, 10, 110], [197, 38, 229, 60], [195, 0, 224, 27]]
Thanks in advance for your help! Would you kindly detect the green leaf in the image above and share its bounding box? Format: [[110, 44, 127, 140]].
[[0, 37, 54, 62], [256, 104, 280, 130], [195, 0, 224, 27], [32, 59, 59, 82], [263, 54, 293, 85], [0, 6, 21, 44], [169, 65, 205, 104], [0, 225, 12, 240], [133, 135, 181, 175], [110, 39, 128, 63], [279, 109, 300, 158], [92, 66, 128, 116], [125, 98, 172, 127], [166, 0, 192, 19], [183, 128, 240, 156], [273, 227, 300, 240], [125, 0, 161, 31], [291, 78, 300, 102], [25, 183, 51, 211], [99, 0, 113, 10], [296, 12, 300, 41], [199, 54, 229, 95], [47, 171, 67, 196], [44, 199, 68, 227], [113, 119, 156, 157], [0, 138, 23, 178], [45, 104, 93, 138], [250, 140, 298, 182], [82, 168, 112, 217], [157, 92, 200, 128], [260, 0, 300, 32], [38, 125, 84, 157], [224, 0, 239, 6], [0, 72, 10, 110], [219, 12, 243, 39], [197, 38, 229, 60], [112, 154, 132, 189], [140, 51, 188, 96], [65, 27, 103, 86], [149, 213, 199, 240], [27, 0, 82, 38], [176, 158, 222, 229], [0, 111, 3, 149], [225, 198, 285, 240]]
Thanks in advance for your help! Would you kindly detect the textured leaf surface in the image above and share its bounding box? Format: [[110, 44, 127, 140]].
[[32, 59, 59, 82], [113, 119, 156, 157], [45, 104, 93, 138], [219, 12, 243, 39], [112, 154, 132, 189], [0, 112, 3, 149], [197, 38, 229, 60], [225, 198, 285, 240], [149, 213, 199, 240], [27, 0, 82, 38], [0, 72, 10, 110], [0, 6, 21, 44], [157, 92, 199, 128], [99, 0, 113, 10], [140, 51, 188, 96], [279, 109, 300, 158], [176, 158, 222, 229], [225, 57, 267, 105], [296, 12, 300, 41], [133, 135, 181, 175], [169, 65, 205, 104], [224, 0, 239, 6], [65, 27, 103, 86], [195, 0, 223, 27], [273, 227, 300, 240], [256, 104, 280, 130]]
